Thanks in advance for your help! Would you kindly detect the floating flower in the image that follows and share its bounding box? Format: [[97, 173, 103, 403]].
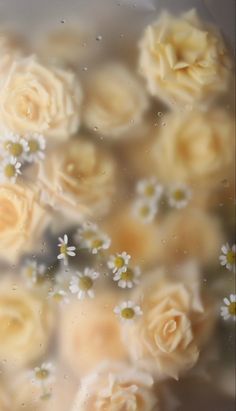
[[48, 287, 69, 305], [167, 182, 192, 209], [108, 251, 131, 275], [32, 362, 55, 387], [25, 133, 46, 162], [219, 243, 235, 272], [0, 156, 21, 183], [113, 265, 141, 289], [69, 268, 99, 299], [0, 132, 29, 160], [136, 177, 163, 202], [221, 294, 236, 321], [76, 222, 111, 254], [22, 259, 47, 287], [57, 234, 76, 266], [114, 301, 143, 324], [133, 198, 157, 223]]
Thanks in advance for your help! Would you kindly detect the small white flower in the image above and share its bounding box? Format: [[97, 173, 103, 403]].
[[133, 198, 157, 223], [48, 287, 69, 305], [108, 251, 131, 275], [69, 268, 99, 299], [25, 133, 46, 163], [167, 182, 192, 209], [57, 234, 76, 266], [22, 259, 47, 287], [0, 132, 29, 160], [31, 362, 55, 387], [0, 156, 21, 183], [137, 177, 163, 202], [220, 294, 236, 321], [113, 265, 141, 289], [219, 243, 235, 272], [114, 301, 143, 323], [75, 222, 111, 254]]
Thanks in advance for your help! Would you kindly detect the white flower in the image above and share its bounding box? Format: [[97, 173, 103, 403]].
[[0, 156, 21, 183], [22, 259, 47, 287], [25, 133, 46, 162], [57, 234, 76, 266], [31, 362, 55, 387], [48, 287, 69, 305], [0, 132, 29, 160], [219, 243, 235, 272], [113, 265, 141, 289], [133, 198, 157, 223], [221, 294, 236, 321], [75, 222, 110, 254], [114, 301, 143, 324], [69, 268, 99, 299], [167, 182, 192, 209], [108, 252, 131, 276], [136, 177, 163, 202]]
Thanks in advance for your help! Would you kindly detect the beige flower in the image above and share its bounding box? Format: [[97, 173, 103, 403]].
[[0, 56, 82, 140], [38, 137, 116, 219], [0, 280, 54, 368], [59, 293, 127, 377], [0, 183, 49, 263], [151, 109, 234, 186], [72, 362, 158, 411], [124, 266, 215, 379], [139, 9, 232, 106], [83, 63, 149, 138]]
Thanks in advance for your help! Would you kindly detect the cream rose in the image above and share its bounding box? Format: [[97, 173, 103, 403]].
[[72, 362, 158, 411], [139, 9, 232, 106], [38, 137, 116, 219], [0, 281, 54, 368], [83, 63, 149, 138], [0, 183, 49, 263], [151, 109, 234, 186], [0, 56, 82, 140], [59, 293, 127, 377], [124, 267, 214, 379]]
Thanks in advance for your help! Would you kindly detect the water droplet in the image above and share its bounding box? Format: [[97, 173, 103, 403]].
[[157, 112, 163, 117], [60, 19, 65, 24], [93, 126, 98, 132], [96, 35, 102, 41], [161, 122, 167, 127], [83, 67, 88, 72]]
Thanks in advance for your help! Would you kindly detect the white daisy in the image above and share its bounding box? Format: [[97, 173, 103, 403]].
[[219, 243, 235, 272], [69, 268, 99, 299], [113, 265, 141, 289], [48, 287, 69, 305], [0, 156, 21, 183], [0, 133, 29, 160], [22, 259, 47, 287], [136, 177, 163, 202], [75, 222, 111, 254], [220, 294, 236, 321], [25, 133, 46, 162], [108, 251, 131, 275], [31, 362, 55, 387], [167, 182, 192, 209], [57, 234, 76, 266], [114, 301, 143, 323], [133, 198, 157, 223]]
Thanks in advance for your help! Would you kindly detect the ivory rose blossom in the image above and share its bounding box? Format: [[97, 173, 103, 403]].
[[38, 137, 116, 219], [0, 56, 82, 140], [0, 183, 49, 263], [151, 109, 234, 186], [72, 362, 158, 411], [83, 63, 149, 138], [139, 9, 232, 106], [124, 268, 214, 379], [0, 281, 54, 368]]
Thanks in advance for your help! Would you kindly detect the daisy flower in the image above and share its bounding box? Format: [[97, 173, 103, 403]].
[[113, 265, 141, 289], [75, 222, 111, 254], [108, 251, 131, 275], [167, 182, 192, 209], [0, 156, 21, 183], [220, 294, 236, 321], [219, 243, 235, 272], [1, 133, 29, 160], [69, 268, 99, 299], [25, 133, 46, 162], [48, 287, 70, 305], [133, 198, 157, 223], [22, 259, 47, 287], [136, 177, 163, 202], [31, 362, 55, 387], [114, 301, 143, 324], [57, 234, 76, 266]]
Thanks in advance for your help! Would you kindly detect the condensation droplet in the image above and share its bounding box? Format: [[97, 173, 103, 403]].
[[83, 66, 88, 72], [60, 19, 65, 24], [157, 112, 163, 117], [96, 35, 102, 41]]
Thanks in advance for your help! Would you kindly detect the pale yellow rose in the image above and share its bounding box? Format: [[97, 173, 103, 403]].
[[59, 293, 127, 377], [0, 281, 54, 368], [151, 109, 234, 186], [83, 63, 149, 138], [124, 267, 215, 379], [0, 56, 82, 140], [72, 362, 158, 411], [0, 183, 49, 263], [38, 136, 116, 219], [139, 9, 232, 106]]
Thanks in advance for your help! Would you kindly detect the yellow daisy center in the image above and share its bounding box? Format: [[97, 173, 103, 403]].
[[29, 139, 39, 153], [173, 189, 186, 201], [114, 256, 125, 268], [79, 276, 93, 291], [145, 184, 155, 196], [121, 307, 135, 319], [140, 205, 150, 217], [35, 369, 49, 380], [60, 244, 67, 254], [83, 230, 96, 240], [53, 293, 63, 302], [91, 238, 103, 249], [227, 251, 235, 265], [121, 268, 134, 281], [4, 164, 16, 178], [25, 266, 35, 279], [7, 142, 23, 157], [229, 302, 236, 316]]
